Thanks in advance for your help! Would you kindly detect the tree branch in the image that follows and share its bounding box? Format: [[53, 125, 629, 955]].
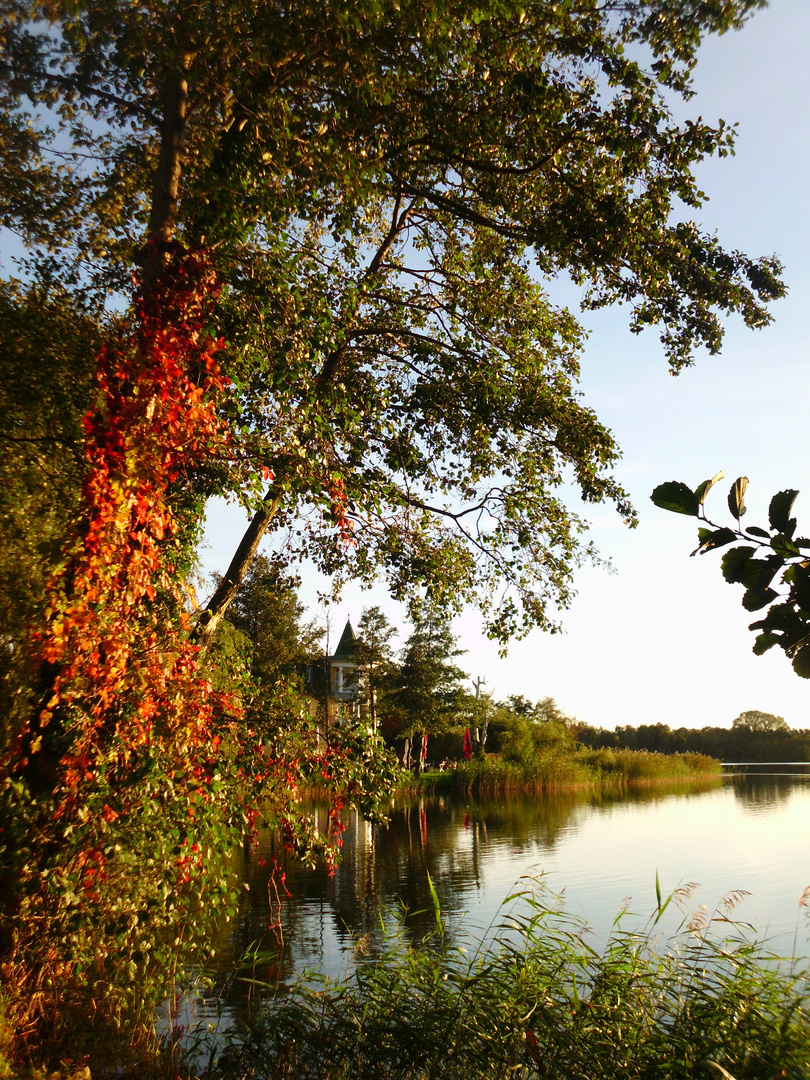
[[314, 194, 414, 390], [34, 70, 157, 123]]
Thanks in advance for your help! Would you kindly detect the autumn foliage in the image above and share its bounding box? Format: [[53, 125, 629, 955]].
[[12, 247, 230, 803], [0, 250, 247, 1058], [0, 247, 397, 1066]]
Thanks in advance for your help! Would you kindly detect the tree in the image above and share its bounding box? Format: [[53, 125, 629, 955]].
[[576, 718, 810, 762], [470, 678, 491, 755], [0, 275, 103, 753], [732, 710, 790, 734], [222, 554, 321, 688], [651, 475, 810, 678], [389, 608, 467, 768], [354, 606, 398, 733], [502, 695, 538, 718], [3, 0, 784, 646], [491, 695, 577, 767]]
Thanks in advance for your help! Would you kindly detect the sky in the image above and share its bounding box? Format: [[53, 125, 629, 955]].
[[201, 2, 810, 732]]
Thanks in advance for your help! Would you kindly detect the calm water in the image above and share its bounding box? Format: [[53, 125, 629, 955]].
[[197, 767, 810, 1025]]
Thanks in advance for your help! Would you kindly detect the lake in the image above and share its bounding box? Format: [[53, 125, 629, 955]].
[[195, 766, 810, 1028]]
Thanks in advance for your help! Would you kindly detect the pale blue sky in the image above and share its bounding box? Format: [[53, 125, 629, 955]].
[[203, 2, 810, 731]]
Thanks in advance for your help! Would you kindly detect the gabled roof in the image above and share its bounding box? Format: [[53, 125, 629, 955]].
[[330, 618, 356, 662]]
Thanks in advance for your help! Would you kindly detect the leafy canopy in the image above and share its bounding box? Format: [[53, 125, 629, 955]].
[[222, 554, 321, 688], [732, 710, 790, 734], [3, 0, 783, 642]]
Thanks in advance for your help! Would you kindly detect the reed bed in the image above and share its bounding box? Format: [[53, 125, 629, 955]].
[[415, 748, 719, 795], [202, 880, 810, 1080]]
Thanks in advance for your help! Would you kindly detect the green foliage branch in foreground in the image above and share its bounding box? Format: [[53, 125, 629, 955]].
[[652, 474, 810, 678]]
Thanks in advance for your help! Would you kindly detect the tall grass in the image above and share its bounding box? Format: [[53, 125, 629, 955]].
[[202, 880, 810, 1080], [416, 748, 719, 794]]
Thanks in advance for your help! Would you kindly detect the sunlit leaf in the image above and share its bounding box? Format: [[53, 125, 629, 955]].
[[691, 526, 736, 557], [694, 470, 724, 506], [771, 535, 801, 559], [727, 477, 749, 520]]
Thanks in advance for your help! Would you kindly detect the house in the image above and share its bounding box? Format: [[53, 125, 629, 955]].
[[307, 618, 363, 723]]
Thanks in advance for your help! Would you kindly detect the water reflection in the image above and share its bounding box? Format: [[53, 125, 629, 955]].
[[202, 770, 810, 1026], [732, 774, 794, 815], [217, 780, 715, 983]]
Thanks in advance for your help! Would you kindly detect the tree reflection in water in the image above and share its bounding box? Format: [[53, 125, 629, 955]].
[[202, 778, 737, 1025], [732, 771, 796, 815]]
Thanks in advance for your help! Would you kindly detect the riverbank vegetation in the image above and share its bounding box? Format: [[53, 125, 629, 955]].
[[199, 883, 810, 1080], [418, 746, 719, 794], [391, 690, 720, 792]]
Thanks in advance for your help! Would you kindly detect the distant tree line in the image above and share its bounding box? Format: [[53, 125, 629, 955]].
[[576, 711, 810, 763]]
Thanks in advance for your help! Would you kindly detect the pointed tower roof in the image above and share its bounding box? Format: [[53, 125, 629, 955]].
[[331, 618, 356, 662]]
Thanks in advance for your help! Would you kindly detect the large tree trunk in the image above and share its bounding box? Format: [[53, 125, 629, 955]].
[[20, 65, 192, 783], [193, 488, 284, 643], [139, 61, 288, 644], [147, 66, 190, 243]]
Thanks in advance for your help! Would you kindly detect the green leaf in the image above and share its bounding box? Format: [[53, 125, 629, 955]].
[[768, 489, 799, 535], [792, 644, 810, 679], [691, 526, 736, 556], [426, 870, 443, 936], [787, 566, 810, 612], [652, 868, 674, 926], [771, 534, 801, 559], [750, 601, 802, 634], [720, 545, 756, 584], [694, 470, 724, 506], [727, 476, 749, 519], [738, 553, 784, 591], [745, 526, 770, 539], [650, 482, 700, 517], [752, 632, 778, 656], [741, 586, 778, 612]]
